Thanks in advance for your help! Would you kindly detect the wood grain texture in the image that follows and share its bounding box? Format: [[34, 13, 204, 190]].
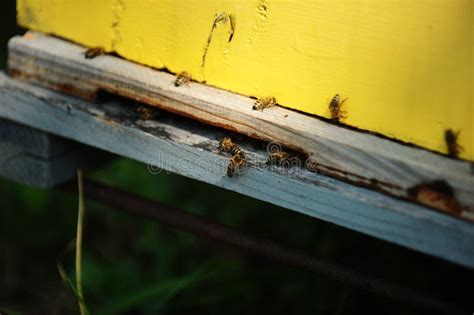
[[7, 33, 474, 217], [0, 72, 473, 268], [17, 0, 473, 159]]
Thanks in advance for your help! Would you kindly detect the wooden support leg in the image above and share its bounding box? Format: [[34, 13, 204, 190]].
[[0, 118, 113, 187]]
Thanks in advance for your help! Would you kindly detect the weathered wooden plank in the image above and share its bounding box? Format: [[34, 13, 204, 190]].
[[0, 73, 473, 268], [16, 0, 473, 159], [7, 33, 474, 218], [0, 118, 112, 187]]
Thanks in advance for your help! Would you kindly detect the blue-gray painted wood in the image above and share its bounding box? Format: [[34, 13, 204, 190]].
[[0, 118, 74, 158], [0, 73, 473, 268], [0, 118, 113, 187], [7, 33, 474, 215]]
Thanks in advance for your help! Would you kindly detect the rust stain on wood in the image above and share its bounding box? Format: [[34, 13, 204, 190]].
[[408, 180, 462, 216], [6, 52, 470, 220], [8, 68, 455, 215], [305, 158, 405, 196], [8, 68, 97, 101]]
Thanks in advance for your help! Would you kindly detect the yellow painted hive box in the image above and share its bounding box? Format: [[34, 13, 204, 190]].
[[17, 0, 473, 160]]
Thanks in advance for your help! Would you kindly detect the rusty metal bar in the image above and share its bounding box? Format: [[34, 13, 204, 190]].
[[60, 178, 465, 314]]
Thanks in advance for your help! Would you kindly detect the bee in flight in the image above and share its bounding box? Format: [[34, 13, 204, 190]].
[[253, 96, 277, 111], [174, 71, 192, 87], [218, 137, 246, 177], [84, 47, 106, 59], [328, 94, 347, 122], [444, 129, 463, 158]]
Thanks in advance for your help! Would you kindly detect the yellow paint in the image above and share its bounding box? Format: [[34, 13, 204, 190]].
[[17, 0, 473, 160]]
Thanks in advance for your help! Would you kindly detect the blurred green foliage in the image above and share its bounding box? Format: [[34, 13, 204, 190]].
[[0, 1, 472, 314], [2, 158, 473, 314]]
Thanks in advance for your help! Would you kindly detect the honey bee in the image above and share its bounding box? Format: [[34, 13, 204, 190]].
[[218, 137, 246, 177], [218, 137, 233, 152], [84, 47, 105, 59], [444, 129, 463, 158], [266, 151, 289, 166], [227, 152, 246, 177], [218, 137, 245, 157], [136, 105, 156, 120], [174, 71, 192, 87], [253, 96, 276, 111], [328, 94, 347, 121]]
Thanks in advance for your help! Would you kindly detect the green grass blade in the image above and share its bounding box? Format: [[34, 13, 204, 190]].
[[57, 260, 90, 315], [76, 169, 86, 315]]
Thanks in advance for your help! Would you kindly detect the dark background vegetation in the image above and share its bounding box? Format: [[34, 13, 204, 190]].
[[0, 1, 473, 314]]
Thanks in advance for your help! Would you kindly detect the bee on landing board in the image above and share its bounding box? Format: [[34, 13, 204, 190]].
[[218, 137, 236, 153], [218, 137, 246, 177], [328, 94, 347, 122], [444, 129, 463, 158], [227, 152, 246, 177], [253, 96, 276, 111], [174, 71, 192, 87], [266, 151, 289, 166], [136, 105, 156, 120], [84, 47, 106, 59], [218, 138, 245, 157]]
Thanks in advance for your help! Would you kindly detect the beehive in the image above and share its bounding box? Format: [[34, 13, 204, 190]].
[[17, 0, 473, 159]]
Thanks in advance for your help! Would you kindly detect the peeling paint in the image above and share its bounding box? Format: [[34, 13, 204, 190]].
[[16, 0, 474, 160], [201, 12, 235, 71], [19, 3, 38, 27], [8, 32, 473, 221], [8, 68, 98, 101], [257, 0, 268, 19], [248, 0, 270, 47], [111, 0, 125, 50]]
